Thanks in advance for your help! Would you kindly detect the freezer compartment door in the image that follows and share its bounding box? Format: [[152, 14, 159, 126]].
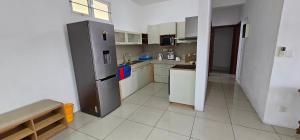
[[96, 75, 121, 117], [88, 22, 118, 80]]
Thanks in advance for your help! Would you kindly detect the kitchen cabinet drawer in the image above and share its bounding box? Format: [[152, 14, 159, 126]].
[[154, 64, 174, 76], [154, 64, 174, 69], [154, 67, 170, 76], [154, 75, 169, 83]]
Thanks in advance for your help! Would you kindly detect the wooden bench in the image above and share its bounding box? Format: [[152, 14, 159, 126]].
[[0, 99, 67, 140], [297, 121, 300, 134]]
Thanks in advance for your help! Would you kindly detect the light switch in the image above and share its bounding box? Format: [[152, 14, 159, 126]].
[[277, 46, 293, 57]]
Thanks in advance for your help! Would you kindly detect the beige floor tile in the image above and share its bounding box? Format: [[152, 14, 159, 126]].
[[147, 128, 189, 140], [124, 93, 151, 105], [273, 126, 299, 137], [105, 120, 152, 140], [128, 106, 164, 126], [156, 111, 194, 136], [69, 112, 97, 129], [191, 118, 234, 140], [154, 87, 169, 99], [233, 125, 281, 140], [226, 99, 255, 112], [110, 103, 140, 119], [168, 103, 196, 117], [144, 97, 170, 110], [205, 96, 227, 109], [60, 131, 98, 140], [50, 128, 75, 140], [143, 83, 164, 93], [280, 135, 300, 140], [196, 105, 231, 123], [78, 115, 124, 139], [230, 109, 274, 132], [136, 87, 157, 96]]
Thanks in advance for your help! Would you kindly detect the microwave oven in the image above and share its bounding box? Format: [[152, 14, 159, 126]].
[[160, 35, 176, 46]]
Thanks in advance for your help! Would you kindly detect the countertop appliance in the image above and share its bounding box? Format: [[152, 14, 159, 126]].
[[67, 21, 121, 117], [169, 64, 196, 105], [157, 53, 163, 61], [160, 35, 175, 46], [167, 51, 175, 60]]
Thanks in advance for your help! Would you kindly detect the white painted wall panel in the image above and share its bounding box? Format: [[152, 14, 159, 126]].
[[265, 0, 300, 128]]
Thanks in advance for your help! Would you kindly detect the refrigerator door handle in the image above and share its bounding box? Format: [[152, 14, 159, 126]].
[[99, 75, 116, 81]]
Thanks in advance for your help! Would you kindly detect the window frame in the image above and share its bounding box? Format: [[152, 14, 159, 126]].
[[70, 0, 112, 22]]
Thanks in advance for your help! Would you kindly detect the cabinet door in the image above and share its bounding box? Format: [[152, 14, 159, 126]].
[[147, 25, 160, 44], [135, 67, 143, 90], [145, 64, 153, 85], [115, 31, 126, 45], [119, 76, 133, 99], [127, 33, 142, 44], [131, 70, 139, 92], [176, 22, 185, 39], [159, 22, 176, 35]]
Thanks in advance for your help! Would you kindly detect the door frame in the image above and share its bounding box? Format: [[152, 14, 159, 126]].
[[209, 23, 241, 74]]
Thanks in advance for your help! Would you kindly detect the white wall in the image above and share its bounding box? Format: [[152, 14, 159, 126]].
[[213, 0, 246, 8], [194, 0, 212, 111], [264, 0, 300, 128], [0, 0, 142, 114], [239, 0, 283, 119], [110, 0, 145, 32], [142, 0, 199, 27], [212, 6, 242, 27]]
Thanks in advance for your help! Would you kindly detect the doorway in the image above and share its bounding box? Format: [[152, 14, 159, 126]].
[[209, 23, 241, 74]]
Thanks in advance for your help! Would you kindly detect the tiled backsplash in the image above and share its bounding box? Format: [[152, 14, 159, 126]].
[[116, 43, 197, 64], [143, 43, 197, 60], [116, 45, 144, 64]]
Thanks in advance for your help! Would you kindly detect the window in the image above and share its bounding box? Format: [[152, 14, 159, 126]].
[[71, 0, 89, 15], [70, 0, 111, 21]]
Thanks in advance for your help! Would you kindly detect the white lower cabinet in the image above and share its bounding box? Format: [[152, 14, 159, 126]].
[[119, 63, 153, 99], [169, 69, 196, 105], [119, 75, 134, 99], [154, 75, 169, 83], [154, 64, 174, 83]]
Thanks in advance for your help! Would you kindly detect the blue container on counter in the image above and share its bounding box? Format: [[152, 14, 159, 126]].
[[138, 55, 153, 61]]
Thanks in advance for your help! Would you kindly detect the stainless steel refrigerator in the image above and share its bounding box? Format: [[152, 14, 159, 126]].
[[67, 21, 120, 117]]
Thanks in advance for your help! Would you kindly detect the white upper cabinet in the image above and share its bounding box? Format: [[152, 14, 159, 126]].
[[127, 33, 142, 44], [176, 22, 185, 39], [147, 25, 160, 44], [115, 30, 142, 45], [159, 22, 176, 35], [115, 31, 126, 45]]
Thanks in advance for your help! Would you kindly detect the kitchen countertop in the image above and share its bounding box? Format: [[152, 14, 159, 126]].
[[120, 59, 193, 70], [150, 60, 193, 65], [171, 64, 196, 70]]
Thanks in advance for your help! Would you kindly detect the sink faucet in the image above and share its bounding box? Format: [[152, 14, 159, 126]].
[[123, 53, 132, 63]]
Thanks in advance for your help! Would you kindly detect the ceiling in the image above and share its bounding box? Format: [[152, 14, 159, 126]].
[[131, 0, 171, 6]]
